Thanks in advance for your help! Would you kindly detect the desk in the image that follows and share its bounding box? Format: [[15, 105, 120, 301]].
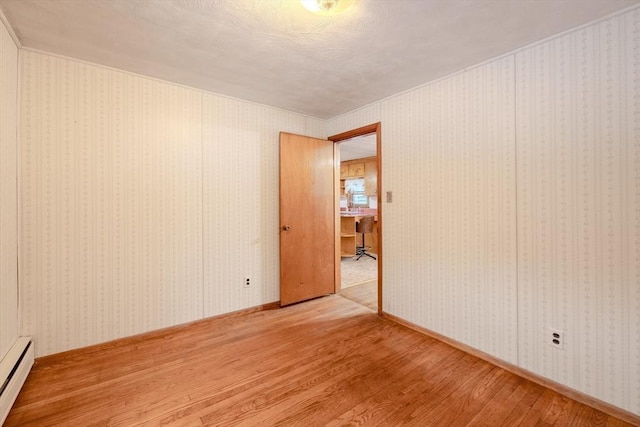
[[340, 215, 378, 257]]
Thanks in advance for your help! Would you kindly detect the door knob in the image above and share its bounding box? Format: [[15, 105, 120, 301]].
[[282, 225, 291, 231]]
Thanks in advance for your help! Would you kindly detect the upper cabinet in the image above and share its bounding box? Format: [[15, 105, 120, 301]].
[[340, 157, 377, 196], [364, 158, 377, 196], [340, 163, 349, 179], [347, 162, 365, 177], [341, 159, 369, 178]]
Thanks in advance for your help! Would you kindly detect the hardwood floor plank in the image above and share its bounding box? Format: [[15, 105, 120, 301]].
[[136, 319, 385, 423], [115, 309, 382, 425], [517, 388, 565, 426], [464, 376, 531, 426], [243, 328, 431, 426], [427, 367, 522, 425], [6, 295, 635, 426], [375, 355, 494, 425], [163, 318, 414, 425], [323, 337, 457, 426], [496, 382, 548, 426], [339, 280, 377, 311]]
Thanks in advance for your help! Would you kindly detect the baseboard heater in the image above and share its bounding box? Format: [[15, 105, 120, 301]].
[[0, 337, 34, 424]]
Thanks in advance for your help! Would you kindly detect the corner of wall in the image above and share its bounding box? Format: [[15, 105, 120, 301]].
[[0, 6, 21, 49]]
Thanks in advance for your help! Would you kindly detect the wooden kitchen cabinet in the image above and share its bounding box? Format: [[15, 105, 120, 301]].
[[347, 162, 365, 177], [340, 163, 348, 179], [364, 159, 377, 196], [341, 158, 375, 178], [340, 157, 377, 200]]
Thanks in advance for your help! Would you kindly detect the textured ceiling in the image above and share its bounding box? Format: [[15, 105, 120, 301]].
[[1, 0, 638, 119], [339, 134, 376, 161]]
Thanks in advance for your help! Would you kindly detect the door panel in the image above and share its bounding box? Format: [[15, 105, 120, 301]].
[[279, 132, 335, 306]]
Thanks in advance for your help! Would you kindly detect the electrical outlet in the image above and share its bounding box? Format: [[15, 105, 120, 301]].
[[244, 277, 251, 288], [549, 328, 564, 350]]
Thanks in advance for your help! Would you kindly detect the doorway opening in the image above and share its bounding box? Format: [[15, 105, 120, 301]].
[[329, 123, 382, 314]]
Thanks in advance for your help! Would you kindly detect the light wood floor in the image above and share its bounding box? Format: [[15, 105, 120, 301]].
[[340, 280, 377, 311], [7, 295, 632, 426]]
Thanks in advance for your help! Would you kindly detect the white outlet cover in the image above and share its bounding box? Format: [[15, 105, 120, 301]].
[[549, 328, 564, 350]]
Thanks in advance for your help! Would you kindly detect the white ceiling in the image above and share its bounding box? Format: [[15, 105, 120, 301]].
[[1, 0, 638, 119], [339, 134, 376, 161]]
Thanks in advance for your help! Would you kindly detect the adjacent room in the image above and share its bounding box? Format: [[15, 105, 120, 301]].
[[0, 0, 639, 425], [339, 133, 379, 311]]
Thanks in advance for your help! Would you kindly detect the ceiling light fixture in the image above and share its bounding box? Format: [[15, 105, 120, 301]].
[[301, 0, 354, 16]]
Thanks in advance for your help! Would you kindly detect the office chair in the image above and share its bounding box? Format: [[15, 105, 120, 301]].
[[355, 215, 377, 260]]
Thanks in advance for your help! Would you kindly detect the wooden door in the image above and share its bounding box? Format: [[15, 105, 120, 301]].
[[279, 132, 335, 306]]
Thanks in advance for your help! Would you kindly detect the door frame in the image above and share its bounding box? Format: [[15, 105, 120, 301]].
[[329, 123, 382, 315]]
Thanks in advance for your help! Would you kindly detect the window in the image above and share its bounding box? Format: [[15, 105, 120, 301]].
[[345, 178, 368, 207]]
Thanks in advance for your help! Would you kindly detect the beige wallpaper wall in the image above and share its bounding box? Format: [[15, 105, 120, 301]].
[[328, 6, 639, 416], [18, 50, 326, 357], [516, 9, 640, 413], [0, 18, 18, 363], [385, 57, 518, 363], [201, 93, 325, 317]]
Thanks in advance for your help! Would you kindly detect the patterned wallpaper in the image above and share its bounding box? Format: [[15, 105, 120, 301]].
[[0, 18, 18, 363], [18, 50, 326, 357], [328, 6, 640, 416], [201, 93, 326, 317], [19, 52, 204, 356], [379, 56, 518, 365], [328, 103, 381, 137], [516, 8, 640, 413]]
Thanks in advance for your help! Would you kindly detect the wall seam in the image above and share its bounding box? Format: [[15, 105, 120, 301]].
[[14, 41, 20, 339], [200, 93, 205, 320], [513, 52, 520, 368]]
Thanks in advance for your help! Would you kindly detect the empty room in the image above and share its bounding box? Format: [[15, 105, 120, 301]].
[[1, 0, 639, 425]]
